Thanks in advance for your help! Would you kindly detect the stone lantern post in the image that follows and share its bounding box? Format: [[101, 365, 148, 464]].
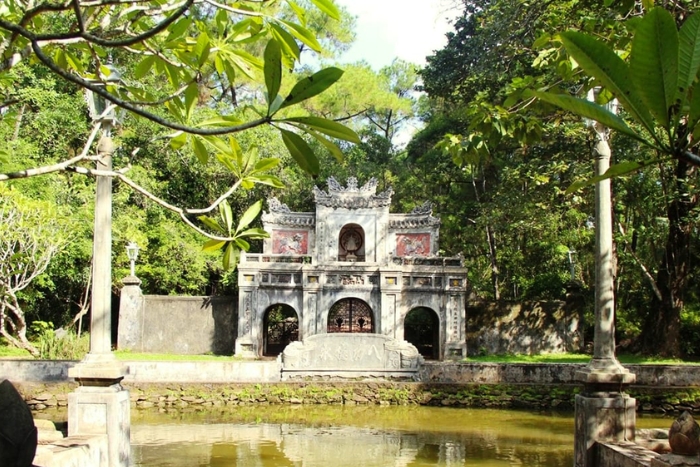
[[574, 89, 636, 467], [68, 67, 130, 467]]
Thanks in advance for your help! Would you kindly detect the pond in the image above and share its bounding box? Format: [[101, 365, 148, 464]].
[[129, 405, 673, 467]]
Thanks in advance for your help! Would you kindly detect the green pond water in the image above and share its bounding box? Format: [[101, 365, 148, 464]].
[[129, 405, 673, 467]]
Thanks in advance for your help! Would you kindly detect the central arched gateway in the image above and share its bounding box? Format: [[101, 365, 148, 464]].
[[327, 298, 374, 333]]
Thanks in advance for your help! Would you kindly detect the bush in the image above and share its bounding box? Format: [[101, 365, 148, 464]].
[[680, 307, 700, 358], [30, 321, 89, 360]]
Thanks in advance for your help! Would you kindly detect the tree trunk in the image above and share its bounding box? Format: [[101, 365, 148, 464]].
[[640, 159, 697, 357], [486, 224, 500, 300]]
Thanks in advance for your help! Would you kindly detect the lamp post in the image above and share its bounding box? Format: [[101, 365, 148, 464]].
[[126, 242, 139, 277], [573, 88, 635, 467], [567, 250, 576, 282], [582, 87, 626, 373], [68, 65, 130, 467]]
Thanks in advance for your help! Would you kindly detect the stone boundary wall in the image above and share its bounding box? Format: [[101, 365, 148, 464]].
[[5, 360, 700, 386], [466, 300, 583, 356], [12, 381, 700, 415], [118, 295, 237, 355], [5, 360, 700, 415]]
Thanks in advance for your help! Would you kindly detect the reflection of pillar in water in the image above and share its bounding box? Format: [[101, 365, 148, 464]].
[[441, 441, 466, 465]]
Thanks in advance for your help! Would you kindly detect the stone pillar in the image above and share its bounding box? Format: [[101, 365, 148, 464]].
[[235, 288, 256, 357], [68, 134, 130, 467], [574, 122, 635, 467], [117, 276, 143, 351]]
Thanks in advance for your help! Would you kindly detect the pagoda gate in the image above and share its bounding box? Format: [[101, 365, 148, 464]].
[[235, 177, 468, 361]]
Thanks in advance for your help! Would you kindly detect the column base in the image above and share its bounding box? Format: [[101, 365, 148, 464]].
[[68, 353, 130, 467], [235, 338, 257, 358], [574, 363, 637, 467], [68, 386, 130, 467]]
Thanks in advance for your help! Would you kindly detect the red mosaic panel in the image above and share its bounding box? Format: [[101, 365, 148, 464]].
[[272, 230, 308, 255], [396, 233, 431, 257]]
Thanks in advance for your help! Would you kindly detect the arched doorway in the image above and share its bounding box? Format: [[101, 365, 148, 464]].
[[327, 298, 374, 333], [404, 307, 440, 360], [263, 304, 299, 357]]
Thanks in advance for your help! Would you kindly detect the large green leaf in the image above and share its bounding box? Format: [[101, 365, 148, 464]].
[[629, 7, 678, 129], [680, 13, 700, 129], [280, 19, 322, 52], [269, 23, 301, 64], [310, 0, 340, 20], [134, 56, 156, 79], [219, 200, 233, 234], [281, 116, 360, 142], [531, 91, 654, 146], [281, 68, 344, 109], [197, 215, 224, 233], [303, 128, 344, 163], [560, 31, 656, 137], [238, 228, 269, 238], [202, 239, 226, 252], [280, 129, 320, 175], [566, 159, 660, 193], [264, 39, 282, 115], [190, 136, 209, 164], [678, 12, 700, 96], [236, 200, 262, 233], [253, 158, 280, 172], [243, 175, 285, 188], [222, 242, 239, 270]]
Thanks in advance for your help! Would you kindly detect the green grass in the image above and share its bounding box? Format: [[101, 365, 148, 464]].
[[0, 345, 32, 358], [465, 353, 592, 363], [1, 342, 698, 364], [464, 353, 699, 365]]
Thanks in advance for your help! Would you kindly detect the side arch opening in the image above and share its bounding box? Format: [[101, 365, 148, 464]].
[[404, 307, 440, 360], [263, 304, 299, 357]]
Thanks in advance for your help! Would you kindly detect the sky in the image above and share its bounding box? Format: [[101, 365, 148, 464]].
[[333, 0, 459, 70]]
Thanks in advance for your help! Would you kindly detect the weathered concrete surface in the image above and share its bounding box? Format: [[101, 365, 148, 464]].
[[0, 360, 75, 382], [466, 300, 582, 356], [575, 392, 636, 466], [651, 453, 700, 466], [118, 295, 236, 355], [280, 334, 422, 380], [33, 434, 107, 467], [598, 442, 660, 467], [5, 360, 700, 386], [125, 360, 281, 383], [68, 385, 130, 467]]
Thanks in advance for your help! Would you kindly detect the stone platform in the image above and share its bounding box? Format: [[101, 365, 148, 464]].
[[279, 334, 423, 380]]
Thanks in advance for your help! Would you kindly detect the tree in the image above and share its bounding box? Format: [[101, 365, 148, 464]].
[[0, 0, 363, 349], [0, 186, 68, 355], [531, 7, 700, 356], [0, 0, 359, 268]]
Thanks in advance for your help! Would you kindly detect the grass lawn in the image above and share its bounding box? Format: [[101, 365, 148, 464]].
[[1, 340, 698, 364], [464, 353, 698, 365]]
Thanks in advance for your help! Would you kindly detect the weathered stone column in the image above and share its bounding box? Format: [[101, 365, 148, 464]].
[[117, 275, 143, 351], [574, 117, 635, 467], [68, 134, 130, 467]]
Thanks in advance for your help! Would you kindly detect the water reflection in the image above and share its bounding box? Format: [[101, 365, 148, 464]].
[[131, 406, 577, 467]]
